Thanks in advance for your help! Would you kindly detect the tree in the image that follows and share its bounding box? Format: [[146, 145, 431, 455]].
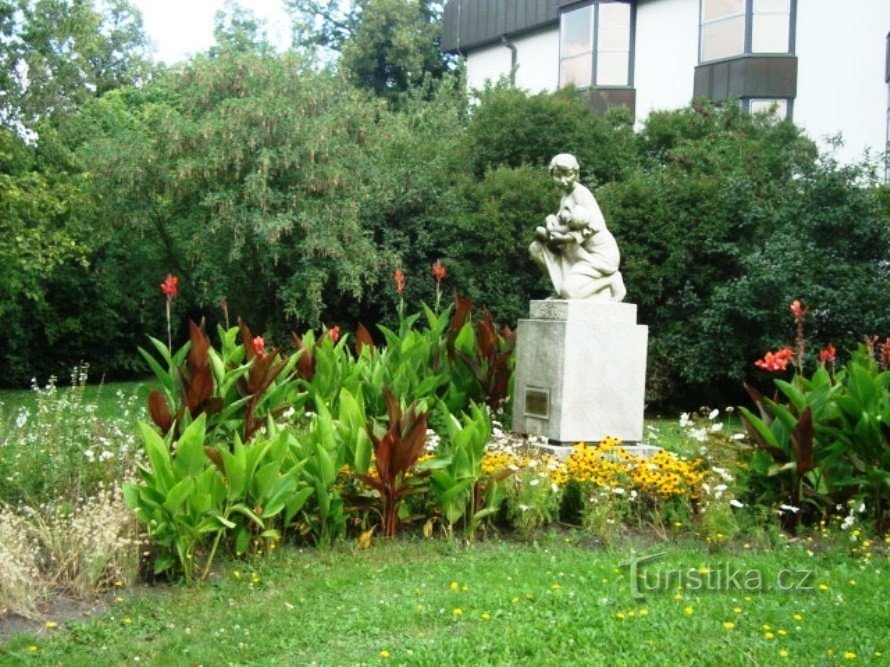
[[286, 0, 452, 100], [0, 0, 152, 128]]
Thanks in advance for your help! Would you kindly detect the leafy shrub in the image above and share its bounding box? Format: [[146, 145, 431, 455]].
[[466, 85, 636, 186]]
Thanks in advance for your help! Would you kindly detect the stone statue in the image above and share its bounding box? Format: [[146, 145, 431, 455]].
[[529, 154, 626, 302]]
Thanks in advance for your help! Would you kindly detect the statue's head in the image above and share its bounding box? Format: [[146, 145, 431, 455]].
[[549, 153, 579, 192]]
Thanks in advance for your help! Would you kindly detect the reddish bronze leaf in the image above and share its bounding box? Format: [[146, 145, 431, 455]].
[[148, 389, 173, 435], [476, 309, 499, 360], [204, 447, 224, 472], [355, 323, 375, 355], [291, 333, 316, 381], [447, 291, 473, 360], [791, 406, 815, 476]]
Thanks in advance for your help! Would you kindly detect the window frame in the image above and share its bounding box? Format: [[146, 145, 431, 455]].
[[558, 0, 635, 90], [698, 0, 797, 65]]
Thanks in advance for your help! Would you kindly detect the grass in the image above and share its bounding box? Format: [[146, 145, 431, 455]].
[[0, 379, 154, 423], [1, 537, 886, 665]]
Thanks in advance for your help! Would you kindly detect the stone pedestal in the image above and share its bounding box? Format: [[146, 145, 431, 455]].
[[512, 300, 648, 445]]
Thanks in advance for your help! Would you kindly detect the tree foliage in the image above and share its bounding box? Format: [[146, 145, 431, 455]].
[[286, 0, 451, 101], [0, 0, 151, 128]]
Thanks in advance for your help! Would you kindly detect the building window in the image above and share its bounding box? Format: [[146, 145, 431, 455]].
[[748, 98, 790, 119], [700, 0, 793, 63], [559, 1, 632, 89]]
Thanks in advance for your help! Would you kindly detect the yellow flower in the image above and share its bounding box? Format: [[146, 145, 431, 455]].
[[698, 566, 710, 574], [551, 583, 561, 590], [123, 617, 132, 625], [848, 579, 856, 586], [450, 581, 458, 590], [778, 629, 787, 636], [733, 607, 742, 614], [28, 646, 37, 653], [232, 570, 241, 579], [843, 652, 856, 660], [511, 596, 519, 603], [453, 608, 463, 616], [114, 580, 123, 587], [818, 583, 829, 591], [45, 621, 57, 629], [779, 649, 789, 658], [763, 624, 772, 631], [380, 650, 390, 658], [415, 605, 423, 612], [115, 596, 123, 603], [793, 613, 803, 621], [764, 632, 775, 639], [638, 609, 648, 616], [684, 606, 694, 616], [616, 612, 625, 620], [481, 613, 490, 621], [723, 621, 735, 630]]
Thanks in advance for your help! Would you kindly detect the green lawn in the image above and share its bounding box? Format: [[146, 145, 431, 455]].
[[0, 379, 154, 423], [1, 538, 886, 665]]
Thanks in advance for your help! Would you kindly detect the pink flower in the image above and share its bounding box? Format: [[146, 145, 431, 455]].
[[790, 300, 806, 325], [818, 343, 836, 365], [755, 347, 794, 372], [252, 336, 266, 357], [328, 325, 340, 343], [393, 269, 406, 294], [160, 274, 179, 300], [432, 259, 446, 283]]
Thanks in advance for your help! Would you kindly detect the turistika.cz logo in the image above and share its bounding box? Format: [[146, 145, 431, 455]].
[[620, 552, 816, 600]]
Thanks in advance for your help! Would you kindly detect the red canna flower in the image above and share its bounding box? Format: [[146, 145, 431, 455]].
[[818, 343, 836, 365], [328, 325, 341, 343], [393, 268, 406, 294], [880, 337, 890, 369], [789, 299, 806, 324], [252, 336, 266, 357], [160, 274, 179, 300], [432, 259, 446, 283], [754, 347, 794, 372]]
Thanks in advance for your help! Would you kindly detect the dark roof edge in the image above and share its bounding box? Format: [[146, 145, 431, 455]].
[[442, 0, 567, 53]]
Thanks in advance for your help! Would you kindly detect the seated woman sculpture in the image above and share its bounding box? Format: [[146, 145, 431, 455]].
[[529, 153, 626, 302]]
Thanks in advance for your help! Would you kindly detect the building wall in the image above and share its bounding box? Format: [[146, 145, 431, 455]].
[[466, 41, 513, 91], [794, 0, 890, 164], [634, 0, 699, 120], [462, 0, 890, 165], [514, 28, 560, 92], [466, 28, 559, 93]]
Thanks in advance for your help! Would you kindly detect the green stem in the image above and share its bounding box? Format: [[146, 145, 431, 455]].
[[203, 528, 225, 581]]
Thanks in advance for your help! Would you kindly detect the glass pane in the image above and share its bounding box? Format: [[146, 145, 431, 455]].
[[754, 0, 790, 12], [700, 16, 745, 61], [599, 25, 630, 51], [752, 14, 790, 53], [561, 6, 593, 59], [749, 98, 788, 117], [599, 2, 631, 26], [560, 54, 593, 88], [596, 51, 629, 86], [702, 0, 744, 22]]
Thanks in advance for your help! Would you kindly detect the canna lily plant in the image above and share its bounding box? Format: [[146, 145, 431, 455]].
[[353, 389, 428, 538]]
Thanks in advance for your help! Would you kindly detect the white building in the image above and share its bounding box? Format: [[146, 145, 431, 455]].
[[442, 0, 890, 167]]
